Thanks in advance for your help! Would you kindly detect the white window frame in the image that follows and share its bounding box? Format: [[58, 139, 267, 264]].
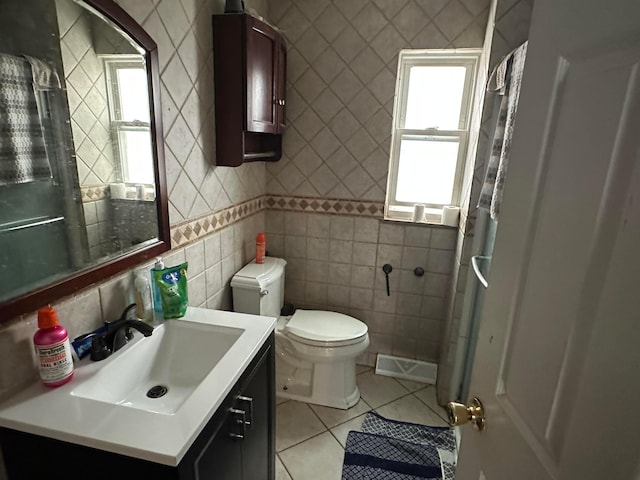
[[385, 49, 481, 223], [103, 55, 153, 184]]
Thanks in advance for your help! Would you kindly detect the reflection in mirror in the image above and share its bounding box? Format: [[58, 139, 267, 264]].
[[0, 0, 167, 309], [58, 0, 158, 261]]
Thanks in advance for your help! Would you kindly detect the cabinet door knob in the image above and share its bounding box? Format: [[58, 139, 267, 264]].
[[237, 396, 253, 426]]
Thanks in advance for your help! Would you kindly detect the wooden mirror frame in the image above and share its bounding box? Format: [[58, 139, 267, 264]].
[[0, 0, 170, 321]]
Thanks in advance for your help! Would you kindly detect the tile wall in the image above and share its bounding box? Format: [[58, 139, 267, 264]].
[[56, 0, 118, 186], [266, 0, 491, 200], [112, 0, 269, 227], [266, 210, 456, 365], [111, 200, 159, 252], [82, 198, 114, 260], [265, 0, 490, 365]]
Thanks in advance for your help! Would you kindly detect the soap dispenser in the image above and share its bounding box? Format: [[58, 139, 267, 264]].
[[134, 270, 153, 322], [150, 257, 165, 316]]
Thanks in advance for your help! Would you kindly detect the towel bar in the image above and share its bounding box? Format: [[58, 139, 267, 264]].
[[0, 215, 65, 234]]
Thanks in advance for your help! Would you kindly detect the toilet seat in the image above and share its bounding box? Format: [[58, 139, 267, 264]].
[[283, 310, 368, 347]]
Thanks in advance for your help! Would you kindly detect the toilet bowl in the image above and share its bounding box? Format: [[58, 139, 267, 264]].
[[231, 257, 369, 409]]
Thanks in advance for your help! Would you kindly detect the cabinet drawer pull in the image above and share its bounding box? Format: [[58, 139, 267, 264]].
[[237, 396, 253, 426], [229, 408, 246, 440]]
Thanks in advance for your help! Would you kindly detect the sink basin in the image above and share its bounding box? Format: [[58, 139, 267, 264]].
[[0, 308, 275, 465], [71, 320, 244, 414]]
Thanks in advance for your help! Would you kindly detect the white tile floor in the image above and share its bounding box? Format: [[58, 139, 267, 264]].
[[275, 367, 449, 480]]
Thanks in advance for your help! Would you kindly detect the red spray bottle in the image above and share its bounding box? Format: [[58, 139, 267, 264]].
[[256, 232, 266, 264]]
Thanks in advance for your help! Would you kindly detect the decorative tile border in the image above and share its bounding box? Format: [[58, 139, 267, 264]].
[[265, 195, 384, 217], [170, 197, 266, 248], [81, 185, 109, 203], [169, 195, 384, 248]]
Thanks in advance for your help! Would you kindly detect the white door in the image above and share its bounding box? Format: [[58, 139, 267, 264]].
[[455, 0, 640, 478]]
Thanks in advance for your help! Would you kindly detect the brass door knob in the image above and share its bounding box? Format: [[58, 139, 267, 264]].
[[446, 397, 486, 431]]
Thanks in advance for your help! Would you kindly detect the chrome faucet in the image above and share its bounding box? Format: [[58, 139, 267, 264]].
[[75, 303, 153, 361]]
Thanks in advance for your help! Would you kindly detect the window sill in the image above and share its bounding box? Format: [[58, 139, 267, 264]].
[[109, 183, 155, 201], [384, 206, 460, 228], [110, 197, 155, 203]]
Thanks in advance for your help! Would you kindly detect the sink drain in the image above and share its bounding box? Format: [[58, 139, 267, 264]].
[[146, 385, 168, 398]]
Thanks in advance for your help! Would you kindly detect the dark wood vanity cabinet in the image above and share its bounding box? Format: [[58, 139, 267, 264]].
[[0, 335, 275, 480], [212, 13, 287, 166], [192, 336, 274, 480]]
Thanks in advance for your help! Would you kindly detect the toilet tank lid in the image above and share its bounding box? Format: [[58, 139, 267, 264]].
[[285, 310, 368, 343], [230, 257, 287, 290]]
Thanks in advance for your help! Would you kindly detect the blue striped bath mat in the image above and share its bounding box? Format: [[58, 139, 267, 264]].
[[341, 412, 457, 480], [342, 431, 442, 479]]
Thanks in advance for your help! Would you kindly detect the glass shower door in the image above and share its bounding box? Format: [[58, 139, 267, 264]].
[[458, 208, 498, 402], [0, 181, 71, 303]]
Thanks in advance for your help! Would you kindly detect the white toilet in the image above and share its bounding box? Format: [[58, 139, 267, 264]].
[[231, 257, 370, 409]]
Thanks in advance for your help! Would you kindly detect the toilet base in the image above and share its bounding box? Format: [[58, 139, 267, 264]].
[[275, 355, 361, 410], [276, 385, 361, 410]]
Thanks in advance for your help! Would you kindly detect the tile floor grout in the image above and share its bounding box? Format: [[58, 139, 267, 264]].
[[276, 383, 446, 452], [275, 367, 449, 480]]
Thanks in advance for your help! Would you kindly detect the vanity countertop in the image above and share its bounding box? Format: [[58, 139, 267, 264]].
[[0, 308, 276, 466]]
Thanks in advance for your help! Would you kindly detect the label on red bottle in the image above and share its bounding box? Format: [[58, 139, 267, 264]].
[[35, 338, 74, 384]]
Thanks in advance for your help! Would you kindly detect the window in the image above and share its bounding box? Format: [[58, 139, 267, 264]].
[[385, 50, 480, 222], [104, 56, 154, 185]]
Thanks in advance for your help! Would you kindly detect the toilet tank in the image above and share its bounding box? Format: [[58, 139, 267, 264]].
[[231, 257, 287, 317]]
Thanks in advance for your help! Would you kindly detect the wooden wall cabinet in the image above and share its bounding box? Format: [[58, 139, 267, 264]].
[[213, 14, 287, 167]]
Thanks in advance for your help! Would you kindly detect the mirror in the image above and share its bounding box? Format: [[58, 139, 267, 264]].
[[0, 0, 170, 319]]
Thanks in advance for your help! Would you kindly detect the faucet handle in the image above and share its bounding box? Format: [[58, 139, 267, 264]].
[[111, 328, 131, 352], [120, 326, 135, 341], [74, 332, 111, 361], [90, 335, 111, 361]]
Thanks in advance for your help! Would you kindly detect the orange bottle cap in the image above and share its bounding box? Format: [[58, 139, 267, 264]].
[[37, 306, 60, 329]]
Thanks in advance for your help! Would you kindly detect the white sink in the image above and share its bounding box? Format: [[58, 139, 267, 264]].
[[0, 308, 275, 465], [71, 320, 244, 414]]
